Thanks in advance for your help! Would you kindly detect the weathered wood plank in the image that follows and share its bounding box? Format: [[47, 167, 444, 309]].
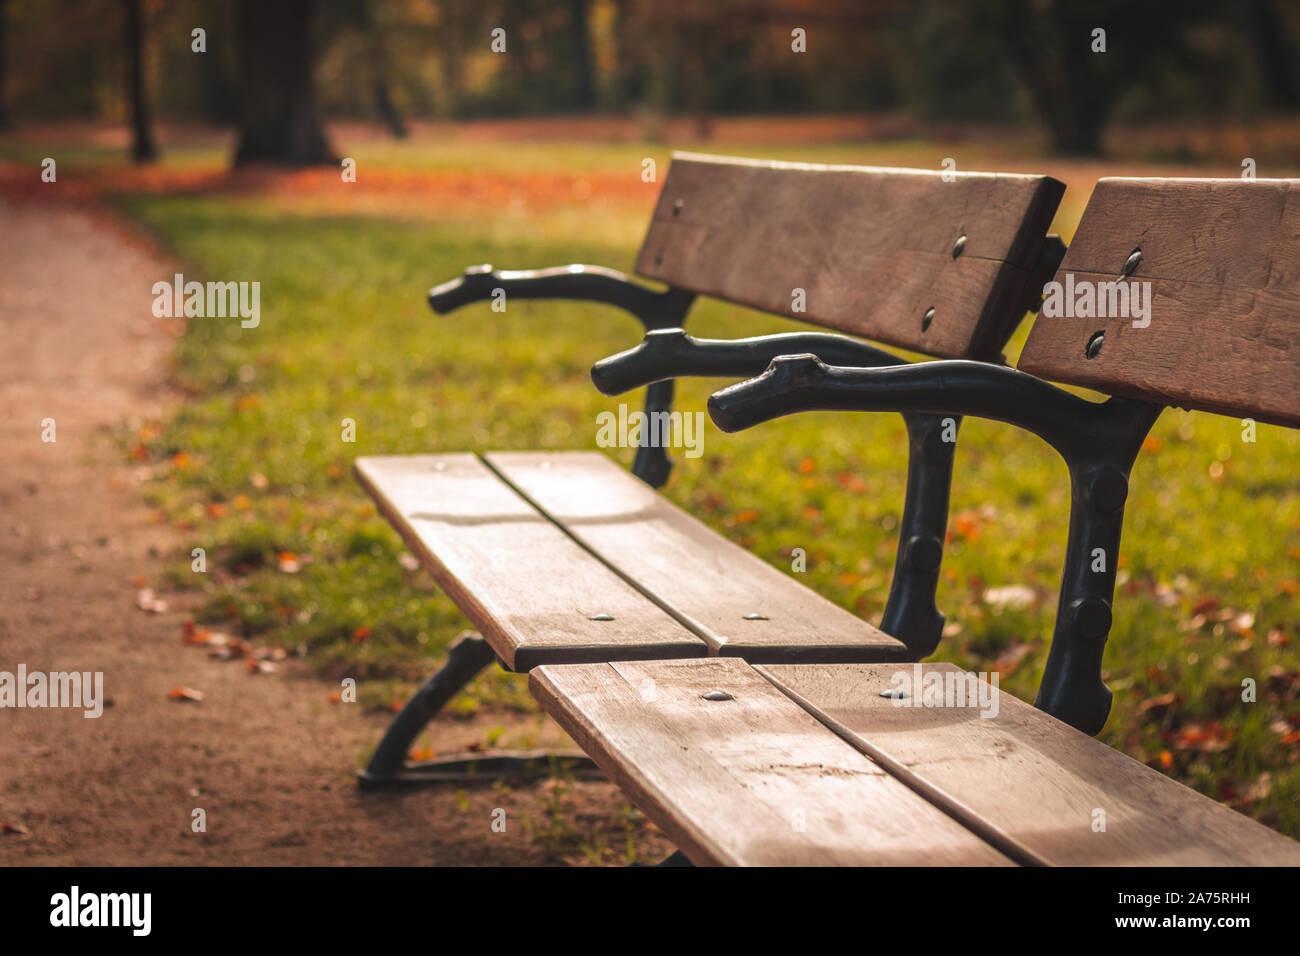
[[354, 454, 707, 670], [635, 152, 1064, 360], [1019, 177, 1300, 427], [487, 450, 908, 663], [759, 662, 1300, 866], [530, 657, 1015, 866]]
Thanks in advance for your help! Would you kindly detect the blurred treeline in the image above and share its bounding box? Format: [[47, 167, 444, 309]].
[[3, 0, 1299, 156]]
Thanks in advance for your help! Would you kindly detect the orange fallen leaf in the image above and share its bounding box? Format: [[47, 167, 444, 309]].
[[352, 626, 371, 642], [277, 551, 301, 573], [734, 509, 760, 524], [205, 502, 228, 518], [168, 687, 204, 702], [409, 748, 435, 761]]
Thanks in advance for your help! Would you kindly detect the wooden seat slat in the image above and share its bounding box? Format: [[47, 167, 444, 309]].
[[487, 450, 908, 663], [530, 657, 1015, 866], [758, 662, 1300, 866], [354, 454, 707, 670]]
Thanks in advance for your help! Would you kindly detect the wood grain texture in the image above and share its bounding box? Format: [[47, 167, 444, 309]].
[[530, 657, 1014, 866], [354, 455, 706, 670], [1019, 177, 1300, 427], [634, 152, 1064, 360], [487, 451, 908, 663], [759, 662, 1300, 866]]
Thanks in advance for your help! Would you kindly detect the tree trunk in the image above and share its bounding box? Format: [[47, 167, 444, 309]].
[[123, 0, 157, 162], [233, 0, 336, 166], [567, 0, 595, 110]]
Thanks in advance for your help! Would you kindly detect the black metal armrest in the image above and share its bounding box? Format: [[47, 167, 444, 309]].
[[428, 264, 695, 489], [709, 355, 1164, 736], [590, 328, 904, 396], [428, 264, 694, 330], [593, 329, 966, 661]]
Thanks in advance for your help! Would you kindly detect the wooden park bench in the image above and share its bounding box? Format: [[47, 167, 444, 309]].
[[355, 156, 1300, 865], [353, 153, 1065, 786], [532, 176, 1300, 865]]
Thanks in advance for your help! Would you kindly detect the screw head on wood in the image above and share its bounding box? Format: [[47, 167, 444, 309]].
[[1122, 248, 1142, 276], [921, 307, 935, 332], [1085, 330, 1105, 359], [702, 691, 734, 701], [952, 234, 966, 258], [590, 613, 614, 621]]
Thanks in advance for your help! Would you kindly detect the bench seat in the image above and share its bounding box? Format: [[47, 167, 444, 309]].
[[532, 656, 1300, 865], [529, 657, 1013, 866], [355, 451, 909, 671], [758, 663, 1300, 866]]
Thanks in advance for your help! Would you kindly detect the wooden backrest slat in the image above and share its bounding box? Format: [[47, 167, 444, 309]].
[[634, 152, 1064, 360], [1019, 178, 1300, 427]]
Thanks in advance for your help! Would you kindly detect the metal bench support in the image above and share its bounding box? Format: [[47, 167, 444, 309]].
[[358, 632, 599, 788]]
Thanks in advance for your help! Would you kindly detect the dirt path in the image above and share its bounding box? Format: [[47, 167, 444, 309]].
[[0, 199, 661, 865]]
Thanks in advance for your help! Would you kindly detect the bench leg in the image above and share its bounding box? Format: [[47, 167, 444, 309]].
[[357, 632, 600, 788]]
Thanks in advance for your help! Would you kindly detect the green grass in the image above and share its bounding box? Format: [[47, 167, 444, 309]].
[[102, 140, 1300, 837]]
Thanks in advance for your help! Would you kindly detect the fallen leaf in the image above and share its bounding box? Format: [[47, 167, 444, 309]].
[[277, 551, 301, 573], [1, 823, 30, 836], [168, 687, 204, 702], [136, 588, 168, 613], [983, 585, 1036, 611], [1138, 692, 1178, 715], [409, 748, 434, 761], [352, 626, 371, 642]]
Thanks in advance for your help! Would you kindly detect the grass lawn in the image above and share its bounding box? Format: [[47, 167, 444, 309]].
[[88, 135, 1300, 838]]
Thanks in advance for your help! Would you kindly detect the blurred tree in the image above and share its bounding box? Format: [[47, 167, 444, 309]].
[[996, 0, 1217, 155], [0, 0, 9, 129], [1248, 0, 1300, 109], [233, 0, 336, 165], [567, 0, 595, 109], [122, 0, 157, 161]]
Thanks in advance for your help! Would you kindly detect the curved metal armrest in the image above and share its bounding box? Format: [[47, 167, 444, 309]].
[[591, 328, 904, 395], [708, 355, 1152, 459], [596, 332, 969, 660], [428, 264, 694, 331], [708, 354, 1164, 736], [428, 264, 695, 489]]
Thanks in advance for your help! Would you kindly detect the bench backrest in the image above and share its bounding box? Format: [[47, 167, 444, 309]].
[[634, 152, 1065, 361], [1019, 177, 1300, 428]]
